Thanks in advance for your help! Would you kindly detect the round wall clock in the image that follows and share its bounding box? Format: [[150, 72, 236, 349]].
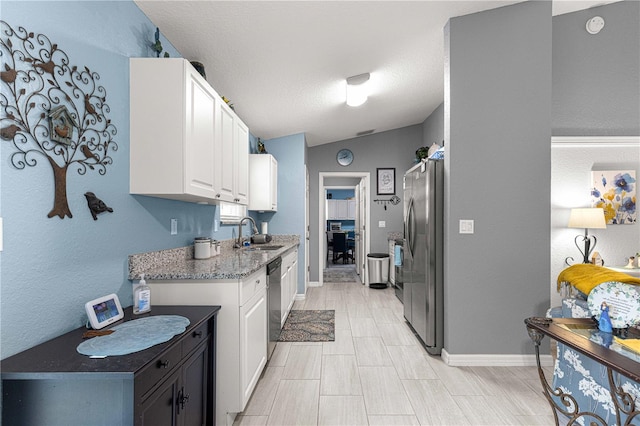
[[337, 149, 354, 166]]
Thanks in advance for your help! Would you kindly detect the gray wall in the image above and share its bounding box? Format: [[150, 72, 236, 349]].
[[307, 125, 423, 282], [422, 102, 444, 148], [552, 1, 640, 136], [444, 1, 552, 355]]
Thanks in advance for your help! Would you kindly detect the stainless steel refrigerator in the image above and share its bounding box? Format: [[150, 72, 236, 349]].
[[402, 159, 443, 355]]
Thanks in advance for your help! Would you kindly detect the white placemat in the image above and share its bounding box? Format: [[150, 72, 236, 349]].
[[77, 315, 190, 357]]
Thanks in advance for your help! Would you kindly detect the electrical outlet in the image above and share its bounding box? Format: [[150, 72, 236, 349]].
[[171, 218, 178, 235], [459, 219, 474, 234], [378, 221, 386, 228]]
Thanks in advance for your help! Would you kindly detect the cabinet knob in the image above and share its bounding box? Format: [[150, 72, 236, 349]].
[[216, 194, 221, 198], [192, 331, 203, 338], [157, 359, 170, 369]]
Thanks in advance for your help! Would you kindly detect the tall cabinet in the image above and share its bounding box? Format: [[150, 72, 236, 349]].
[[130, 58, 248, 205]]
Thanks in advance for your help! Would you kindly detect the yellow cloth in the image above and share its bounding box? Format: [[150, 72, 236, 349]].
[[557, 264, 640, 295], [614, 337, 640, 355]]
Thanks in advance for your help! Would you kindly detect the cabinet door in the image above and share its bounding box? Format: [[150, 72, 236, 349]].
[[347, 200, 356, 220], [270, 155, 278, 210], [239, 288, 267, 408], [184, 68, 217, 199], [138, 369, 180, 426], [233, 118, 249, 205], [180, 342, 209, 426], [216, 100, 235, 202], [326, 199, 340, 220], [336, 200, 349, 219], [248, 154, 277, 212]]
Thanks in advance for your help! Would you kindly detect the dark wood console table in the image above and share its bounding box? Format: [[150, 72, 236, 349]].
[[2, 305, 220, 426], [525, 317, 639, 426]]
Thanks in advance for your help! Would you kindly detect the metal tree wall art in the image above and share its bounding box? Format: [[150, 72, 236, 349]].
[[0, 21, 118, 219]]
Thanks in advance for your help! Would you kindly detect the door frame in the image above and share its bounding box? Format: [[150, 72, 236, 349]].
[[318, 172, 371, 287]]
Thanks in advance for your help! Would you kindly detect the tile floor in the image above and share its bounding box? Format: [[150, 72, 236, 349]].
[[233, 273, 556, 426]]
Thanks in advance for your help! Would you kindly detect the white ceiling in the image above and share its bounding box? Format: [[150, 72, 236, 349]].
[[134, 1, 620, 147]]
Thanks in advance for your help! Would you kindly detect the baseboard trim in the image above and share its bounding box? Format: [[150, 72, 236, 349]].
[[441, 349, 554, 367], [294, 294, 306, 301], [308, 281, 321, 288]]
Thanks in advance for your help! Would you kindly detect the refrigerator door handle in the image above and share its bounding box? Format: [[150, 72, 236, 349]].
[[406, 197, 415, 258]]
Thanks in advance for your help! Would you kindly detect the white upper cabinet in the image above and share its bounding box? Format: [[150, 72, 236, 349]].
[[326, 199, 355, 220], [234, 118, 249, 205], [248, 154, 277, 211], [130, 58, 248, 205]]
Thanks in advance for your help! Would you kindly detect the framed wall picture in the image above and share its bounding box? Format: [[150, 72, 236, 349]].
[[377, 168, 395, 195]]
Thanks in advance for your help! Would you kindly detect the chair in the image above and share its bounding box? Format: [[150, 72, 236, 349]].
[[332, 232, 348, 264], [346, 231, 355, 263], [326, 232, 334, 263]]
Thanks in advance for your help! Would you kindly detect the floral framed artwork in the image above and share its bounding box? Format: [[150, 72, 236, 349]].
[[591, 170, 636, 224], [377, 168, 395, 195]]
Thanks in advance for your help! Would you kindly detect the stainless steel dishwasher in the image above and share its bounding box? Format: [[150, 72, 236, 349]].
[[266, 257, 282, 360]]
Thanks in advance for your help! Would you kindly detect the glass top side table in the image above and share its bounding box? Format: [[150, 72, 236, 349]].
[[525, 317, 639, 426]]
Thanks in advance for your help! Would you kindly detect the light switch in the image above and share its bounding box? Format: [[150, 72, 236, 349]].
[[378, 221, 386, 228], [459, 219, 474, 234]]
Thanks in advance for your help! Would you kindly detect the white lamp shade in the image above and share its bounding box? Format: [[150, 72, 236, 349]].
[[346, 73, 370, 107], [567, 208, 607, 229]]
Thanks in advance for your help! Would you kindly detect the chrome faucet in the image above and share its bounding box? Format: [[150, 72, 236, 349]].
[[234, 216, 259, 248]]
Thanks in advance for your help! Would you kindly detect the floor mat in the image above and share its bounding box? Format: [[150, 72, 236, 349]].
[[323, 265, 359, 283], [278, 310, 335, 342]]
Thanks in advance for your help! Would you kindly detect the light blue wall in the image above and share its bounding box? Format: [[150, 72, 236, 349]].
[[257, 134, 307, 294], [0, 1, 247, 358], [327, 189, 354, 200]]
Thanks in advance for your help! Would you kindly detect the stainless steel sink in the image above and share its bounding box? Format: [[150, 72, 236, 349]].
[[242, 245, 283, 252]]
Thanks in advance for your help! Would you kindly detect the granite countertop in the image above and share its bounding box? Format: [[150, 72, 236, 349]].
[[387, 231, 403, 241], [128, 235, 300, 281]]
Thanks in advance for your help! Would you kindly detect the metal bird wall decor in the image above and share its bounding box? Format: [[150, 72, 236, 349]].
[[0, 21, 118, 219], [84, 192, 113, 220]]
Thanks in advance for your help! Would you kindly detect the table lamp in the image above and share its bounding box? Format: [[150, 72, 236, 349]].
[[567, 208, 607, 264]]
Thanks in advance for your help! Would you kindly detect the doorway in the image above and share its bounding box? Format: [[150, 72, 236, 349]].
[[318, 172, 371, 287]]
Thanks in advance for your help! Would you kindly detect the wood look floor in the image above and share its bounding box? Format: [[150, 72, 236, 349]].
[[233, 272, 556, 426]]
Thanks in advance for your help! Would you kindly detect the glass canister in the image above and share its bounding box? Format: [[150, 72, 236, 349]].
[[194, 237, 212, 259]]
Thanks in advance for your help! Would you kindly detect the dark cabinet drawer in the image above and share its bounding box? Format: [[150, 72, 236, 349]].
[[182, 321, 209, 356], [136, 344, 182, 398]]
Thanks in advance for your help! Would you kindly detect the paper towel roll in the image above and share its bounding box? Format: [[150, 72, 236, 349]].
[[261, 222, 268, 234]]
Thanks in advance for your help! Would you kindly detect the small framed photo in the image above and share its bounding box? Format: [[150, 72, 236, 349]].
[[377, 168, 395, 195]]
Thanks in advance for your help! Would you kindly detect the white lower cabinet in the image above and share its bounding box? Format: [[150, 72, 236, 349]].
[[280, 249, 299, 327], [240, 286, 267, 407], [148, 268, 267, 426]]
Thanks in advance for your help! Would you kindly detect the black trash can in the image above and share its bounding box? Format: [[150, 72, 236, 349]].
[[367, 253, 389, 289]]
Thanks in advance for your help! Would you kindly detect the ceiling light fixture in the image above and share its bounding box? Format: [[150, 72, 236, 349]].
[[346, 73, 370, 107]]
